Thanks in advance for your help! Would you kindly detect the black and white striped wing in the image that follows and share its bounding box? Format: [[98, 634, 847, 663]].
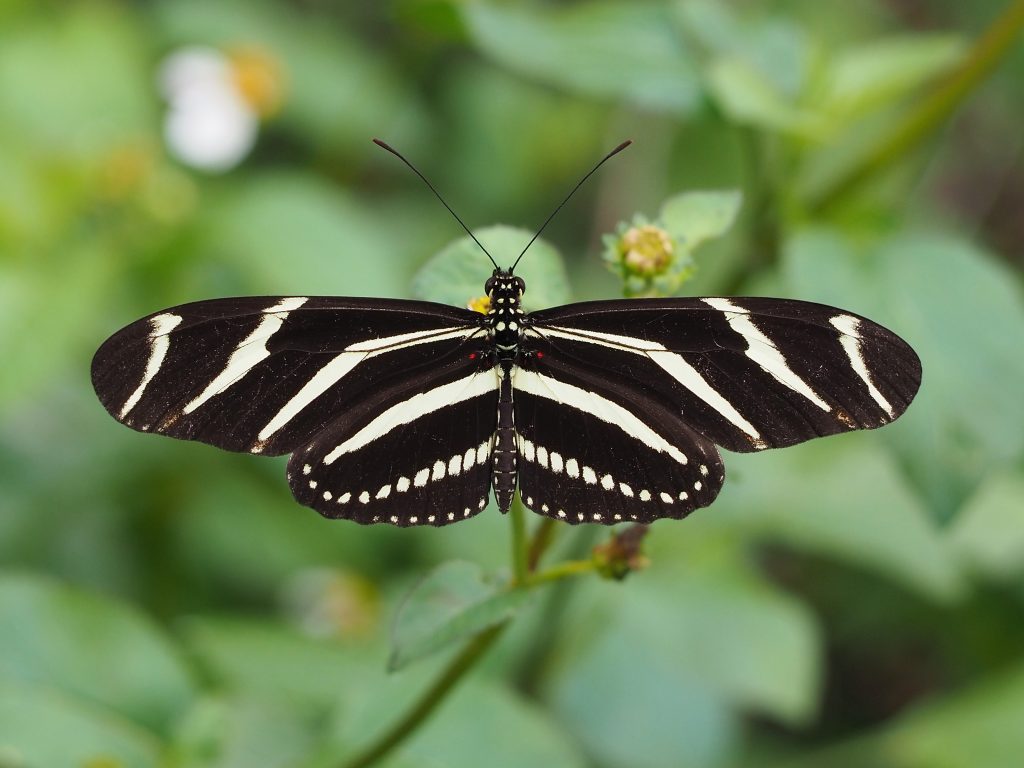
[[92, 296, 495, 526], [289, 360, 498, 526], [513, 350, 724, 525], [526, 297, 921, 454], [92, 296, 483, 455]]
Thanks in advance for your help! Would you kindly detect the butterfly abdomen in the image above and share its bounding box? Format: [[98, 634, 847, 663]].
[[492, 364, 517, 512]]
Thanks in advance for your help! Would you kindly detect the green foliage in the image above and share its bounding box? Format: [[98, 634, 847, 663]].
[[348, 677, 588, 768], [171, 695, 322, 768], [949, 469, 1024, 581], [0, 575, 196, 734], [0, 682, 162, 768], [463, 2, 701, 114], [660, 190, 744, 251], [200, 172, 416, 296], [388, 561, 530, 672], [783, 231, 1024, 519], [548, 568, 818, 767], [412, 225, 570, 310], [2, 0, 1024, 766], [775, 661, 1024, 768], [720, 436, 964, 602], [603, 190, 742, 296]]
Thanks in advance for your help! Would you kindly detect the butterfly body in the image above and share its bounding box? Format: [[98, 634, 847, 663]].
[[481, 270, 527, 513], [92, 262, 921, 527]]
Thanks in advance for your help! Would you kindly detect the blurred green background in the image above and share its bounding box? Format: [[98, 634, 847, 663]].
[[2, 1, 1024, 766]]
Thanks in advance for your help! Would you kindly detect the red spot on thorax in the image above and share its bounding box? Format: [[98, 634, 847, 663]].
[[535, 351, 544, 359], [469, 352, 477, 360]]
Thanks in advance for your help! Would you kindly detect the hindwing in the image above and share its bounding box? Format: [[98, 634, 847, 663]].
[[513, 349, 724, 525], [290, 360, 499, 526]]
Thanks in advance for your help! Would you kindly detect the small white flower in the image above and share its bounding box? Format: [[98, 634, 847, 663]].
[[159, 47, 259, 173]]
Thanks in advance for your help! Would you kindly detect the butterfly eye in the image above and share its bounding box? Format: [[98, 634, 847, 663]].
[[514, 277, 526, 295], [485, 277, 497, 295]]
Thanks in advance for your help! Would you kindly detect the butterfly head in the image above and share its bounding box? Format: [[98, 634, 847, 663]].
[[485, 268, 525, 301]]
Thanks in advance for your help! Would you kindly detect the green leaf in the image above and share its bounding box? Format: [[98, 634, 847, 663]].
[[180, 617, 373, 709], [200, 172, 414, 297], [948, 469, 1024, 581], [462, 2, 701, 114], [783, 230, 1024, 520], [550, 560, 819, 739], [0, 575, 197, 735], [171, 695, 322, 768], [675, 0, 811, 98], [388, 561, 530, 672], [331, 677, 587, 768], [0, 244, 114, 414], [548, 582, 739, 768], [819, 34, 966, 121], [660, 190, 743, 252], [718, 436, 965, 603], [412, 225, 570, 311], [883, 661, 1024, 768], [0, 681, 163, 768], [777, 661, 1024, 768], [437, 65, 611, 218], [0, 5, 154, 154], [174, 464, 409, 594], [655, 573, 820, 724], [705, 58, 826, 138]]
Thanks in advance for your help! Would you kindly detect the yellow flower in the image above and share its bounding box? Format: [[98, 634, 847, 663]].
[[467, 295, 491, 314], [228, 46, 285, 118]]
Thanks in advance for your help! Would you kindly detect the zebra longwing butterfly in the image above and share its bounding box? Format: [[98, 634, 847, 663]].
[[92, 141, 921, 527]]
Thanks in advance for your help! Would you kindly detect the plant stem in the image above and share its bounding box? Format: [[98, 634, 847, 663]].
[[339, 622, 508, 768], [510, 495, 529, 586], [338, 507, 566, 768], [527, 559, 598, 586], [513, 525, 602, 696], [808, 0, 1024, 213], [527, 518, 558, 571]]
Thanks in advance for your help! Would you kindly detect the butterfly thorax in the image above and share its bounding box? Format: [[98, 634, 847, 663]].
[[484, 269, 526, 355]]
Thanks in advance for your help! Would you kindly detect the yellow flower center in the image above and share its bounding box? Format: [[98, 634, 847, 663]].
[[228, 46, 285, 117]]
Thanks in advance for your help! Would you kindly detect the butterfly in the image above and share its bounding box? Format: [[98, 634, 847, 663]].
[[92, 141, 921, 527]]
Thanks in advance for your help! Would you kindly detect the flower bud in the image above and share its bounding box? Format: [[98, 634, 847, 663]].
[[620, 224, 675, 276], [603, 216, 693, 298], [593, 524, 650, 581]]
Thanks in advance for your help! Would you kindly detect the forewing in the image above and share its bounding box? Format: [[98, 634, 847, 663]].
[[514, 352, 724, 525], [527, 297, 921, 452], [289, 362, 499, 526], [91, 296, 483, 455]]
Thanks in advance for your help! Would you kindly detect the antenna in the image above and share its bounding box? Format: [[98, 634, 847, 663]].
[[511, 139, 632, 272], [373, 138, 499, 270]]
